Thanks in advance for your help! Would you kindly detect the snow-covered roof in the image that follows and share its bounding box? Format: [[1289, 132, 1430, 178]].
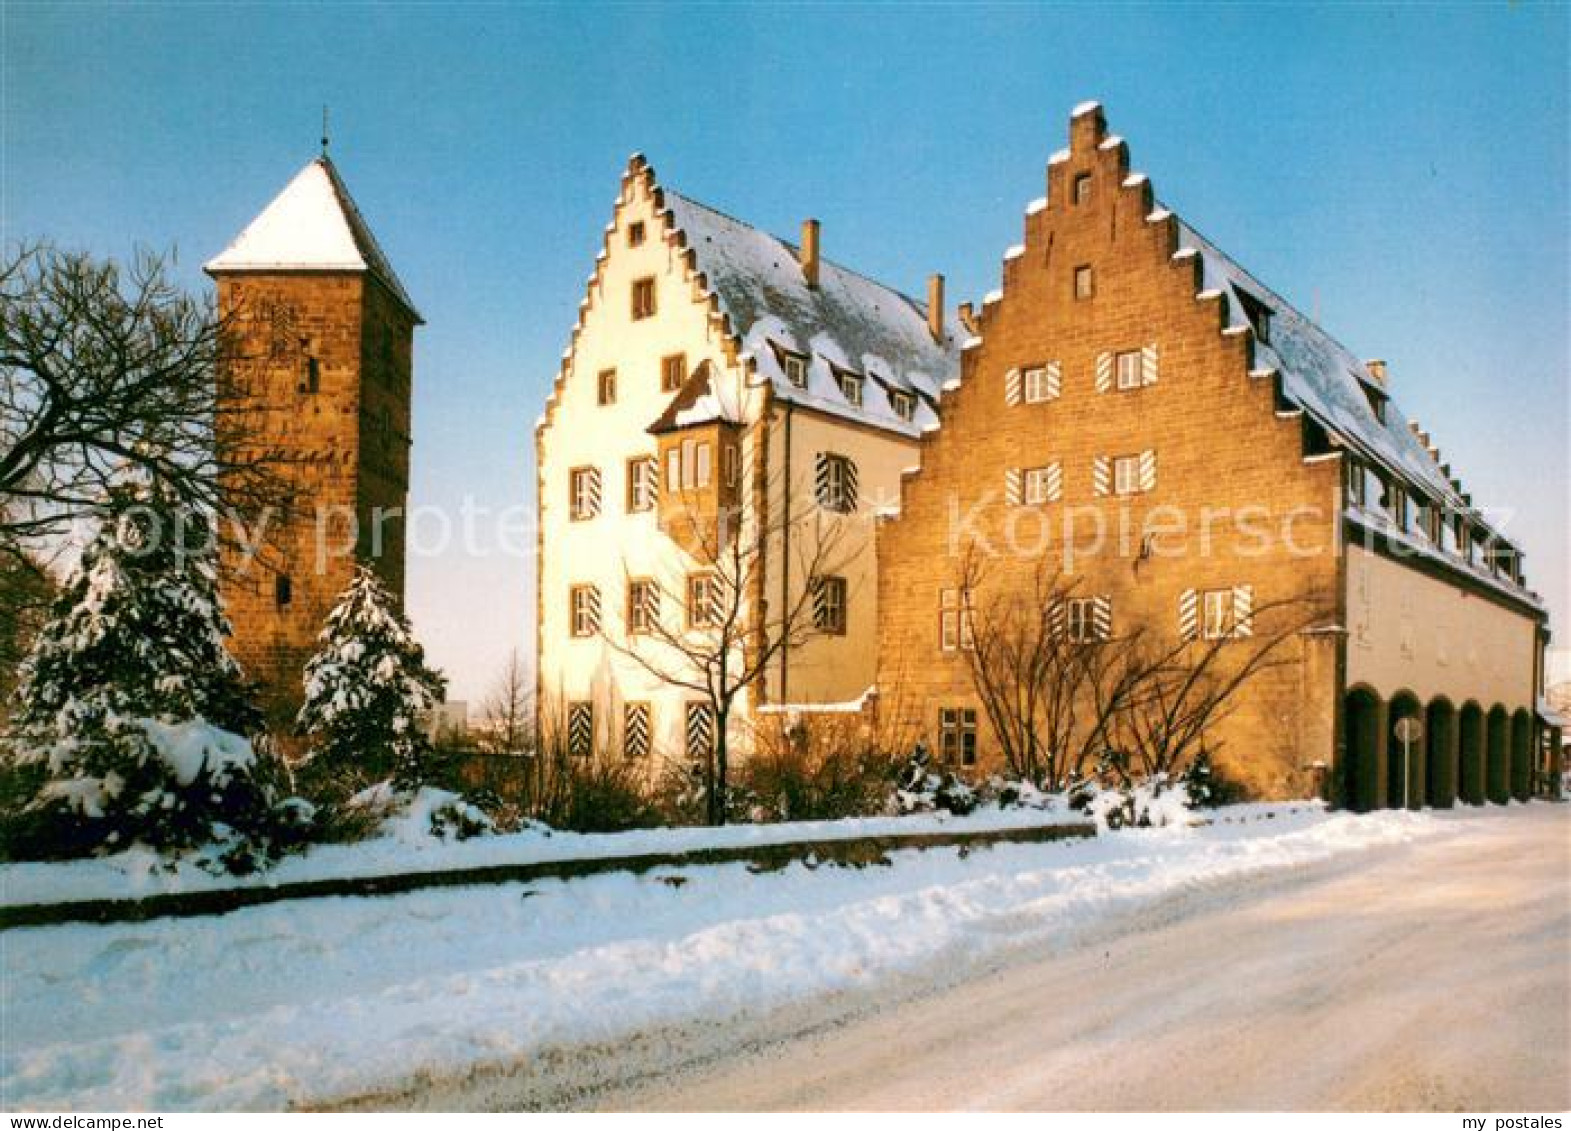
[[205, 156, 421, 322], [1174, 218, 1467, 514], [647, 360, 741, 434], [661, 191, 961, 437]]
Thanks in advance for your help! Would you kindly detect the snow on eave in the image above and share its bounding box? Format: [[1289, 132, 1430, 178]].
[[1026, 197, 1048, 215], [1123, 173, 1148, 187], [1098, 135, 1124, 150], [961, 336, 983, 351], [1072, 100, 1101, 117], [1049, 148, 1071, 165], [1004, 245, 1025, 260], [983, 289, 1003, 305]]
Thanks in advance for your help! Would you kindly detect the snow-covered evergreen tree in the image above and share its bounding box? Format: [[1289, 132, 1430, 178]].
[[2, 482, 301, 866], [296, 564, 445, 795]]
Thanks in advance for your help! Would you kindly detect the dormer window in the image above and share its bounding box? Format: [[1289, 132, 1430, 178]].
[[890, 389, 916, 421], [1361, 381, 1388, 424], [771, 344, 809, 389], [833, 365, 865, 407], [1234, 288, 1273, 344]]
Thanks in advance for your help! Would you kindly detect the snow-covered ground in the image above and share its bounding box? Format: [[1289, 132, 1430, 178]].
[[2, 802, 1449, 1110]]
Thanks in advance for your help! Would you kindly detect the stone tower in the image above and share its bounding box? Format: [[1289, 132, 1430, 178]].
[[205, 154, 421, 732]]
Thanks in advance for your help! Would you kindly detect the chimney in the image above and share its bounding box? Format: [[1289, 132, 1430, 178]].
[[1364, 358, 1387, 387], [958, 301, 977, 335], [800, 219, 820, 289], [927, 273, 945, 341]]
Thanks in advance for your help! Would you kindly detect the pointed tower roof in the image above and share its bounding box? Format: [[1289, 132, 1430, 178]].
[[205, 156, 421, 322]]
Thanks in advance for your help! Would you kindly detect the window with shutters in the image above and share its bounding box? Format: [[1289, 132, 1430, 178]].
[[1065, 596, 1110, 643], [890, 389, 916, 421], [833, 365, 865, 406], [627, 579, 659, 635], [1113, 454, 1142, 496], [631, 277, 657, 320], [1024, 463, 1061, 505], [1023, 364, 1059, 403], [661, 353, 687, 393], [939, 707, 978, 766], [687, 573, 721, 628], [1115, 350, 1142, 391], [569, 467, 602, 520], [1074, 264, 1094, 300], [623, 702, 651, 759], [627, 221, 646, 247], [939, 587, 975, 651], [1201, 589, 1234, 640], [597, 368, 617, 406], [1187, 586, 1253, 641], [816, 453, 857, 513], [570, 585, 601, 637], [568, 702, 594, 758], [812, 575, 848, 634], [627, 457, 658, 512]]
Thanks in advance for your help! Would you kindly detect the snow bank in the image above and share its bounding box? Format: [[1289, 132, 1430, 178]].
[[0, 803, 1453, 1110]]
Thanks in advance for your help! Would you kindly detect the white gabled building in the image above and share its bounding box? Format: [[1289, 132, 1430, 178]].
[[536, 154, 960, 763]]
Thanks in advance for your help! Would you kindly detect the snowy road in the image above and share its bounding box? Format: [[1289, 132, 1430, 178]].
[[408, 804, 1571, 1113]]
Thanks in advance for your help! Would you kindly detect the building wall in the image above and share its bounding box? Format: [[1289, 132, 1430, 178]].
[[1345, 542, 1539, 711], [873, 106, 1343, 798], [214, 271, 413, 732]]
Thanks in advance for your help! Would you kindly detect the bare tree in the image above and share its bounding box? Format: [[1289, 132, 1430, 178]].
[[478, 649, 534, 757], [0, 242, 288, 546], [0, 542, 56, 714], [603, 484, 855, 825]]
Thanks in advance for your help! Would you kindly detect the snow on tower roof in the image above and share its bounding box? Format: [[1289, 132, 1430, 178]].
[[205, 156, 421, 322], [660, 190, 961, 438]]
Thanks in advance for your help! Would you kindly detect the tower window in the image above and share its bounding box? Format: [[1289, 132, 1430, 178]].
[[632, 277, 657, 320], [275, 574, 293, 608], [1074, 173, 1092, 205], [1074, 265, 1094, 300], [628, 221, 646, 247]]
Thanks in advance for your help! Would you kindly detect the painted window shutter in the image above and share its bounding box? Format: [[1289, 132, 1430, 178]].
[[1095, 351, 1113, 393], [844, 458, 859, 511], [1005, 367, 1022, 406], [623, 703, 651, 759], [685, 702, 715, 762], [817, 452, 858, 511], [1232, 584, 1254, 638], [1092, 455, 1111, 497], [1139, 449, 1157, 492], [1179, 588, 1199, 641], [811, 576, 829, 625], [1046, 360, 1063, 399], [1005, 467, 1022, 505], [1047, 599, 1065, 640], [586, 587, 602, 633], [1046, 461, 1063, 502], [1141, 343, 1159, 386], [568, 703, 594, 757], [1092, 595, 1113, 641]]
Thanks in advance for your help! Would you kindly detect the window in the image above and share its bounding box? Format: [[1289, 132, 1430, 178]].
[[627, 457, 658, 512], [813, 575, 848, 634], [1201, 589, 1235, 640], [299, 357, 320, 395], [816, 453, 857, 513], [1074, 173, 1092, 205], [775, 345, 809, 388], [665, 447, 682, 492], [1113, 454, 1142, 496], [677, 438, 711, 489], [568, 702, 594, 758], [834, 366, 865, 406], [597, 368, 617, 406], [939, 707, 978, 766], [890, 389, 916, 421], [631, 276, 656, 320], [1362, 381, 1388, 423], [722, 443, 739, 487], [623, 702, 651, 759], [570, 585, 601, 638], [569, 467, 602, 520], [661, 353, 687, 393], [1023, 365, 1058, 403], [940, 587, 975, 652], [688, 573, 721, 628], [274, 574, 293, 608], [1024, 463, 1060, 505], [1345, 458, 1368, 508], [1065, 596, 1111, 643], [1235, 288, 1273, 343], [694, 441, 712, 487], [627, 579, 659, 635], [627, 221, 646, 247], [1115, 350, 1142, 391], [1074, 264, 1094, 300]]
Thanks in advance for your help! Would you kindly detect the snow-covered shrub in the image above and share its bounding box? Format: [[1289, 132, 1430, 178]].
[[1177, 749, 1242, 808], [890, 744, 979, 816], [1068, 774, 1198, 831], [342, 782, 496, 843], [0, 485, 305, 868], [296, 565, 446, 798], [737, 713, 904, 822]]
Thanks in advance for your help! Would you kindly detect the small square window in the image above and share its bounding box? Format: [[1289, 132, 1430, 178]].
[[782, 351, 809, 388], [834, 367, 864, 406], [890, 389, 916, 421], [661, 353, 687, 393], [1074, 264, 1094, 300], [1023, 464, 1059, 505], [1113, 454, 1141, 496], [632, 277, 657, 320], [597, 368, 617, 406], [1023, 365, 1057, 403], [628, 221, 646, 247], [1074, 173, 1092, 205]]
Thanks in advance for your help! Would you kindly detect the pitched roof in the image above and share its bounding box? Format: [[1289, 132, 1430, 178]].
[[647, 360, 739, 435], [205, 156, 421, 322], [660, 190, 961, 437]]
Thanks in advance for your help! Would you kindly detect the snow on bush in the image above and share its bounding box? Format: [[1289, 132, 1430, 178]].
[[1, 483, 306, 870], [346, 782, 496, 844], [296, 565, 446, 797]]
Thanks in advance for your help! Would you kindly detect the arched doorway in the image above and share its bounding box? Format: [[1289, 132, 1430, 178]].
[[1486, 706, 1510, 804], [1343, 687, 1383, 813], [1425, 699, 1456, 808], [1459, 702, 1484, 805], [1510, 709, 1533, 801], [1388, 692, 1422, 809]]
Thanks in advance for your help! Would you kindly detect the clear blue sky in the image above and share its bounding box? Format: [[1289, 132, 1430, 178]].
[[7, 2, 1568, 700]]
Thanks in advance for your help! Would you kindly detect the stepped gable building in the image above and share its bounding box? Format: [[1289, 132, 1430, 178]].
[[207, 154, 421, 731], [536, 154, 960, 762], [873, 103, 1556, 806]]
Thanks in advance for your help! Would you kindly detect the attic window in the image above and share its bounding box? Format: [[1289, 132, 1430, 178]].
[[628, 221, 646, 247], [834, 366, 865, 407], [1234, 288, 1273, 343], [1360, 380, 1389, 424], [890, 389, 916, 422], [1074, 174, 1092, 205], [772, 344, 809, 388], [631, 277, 656, 320]]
